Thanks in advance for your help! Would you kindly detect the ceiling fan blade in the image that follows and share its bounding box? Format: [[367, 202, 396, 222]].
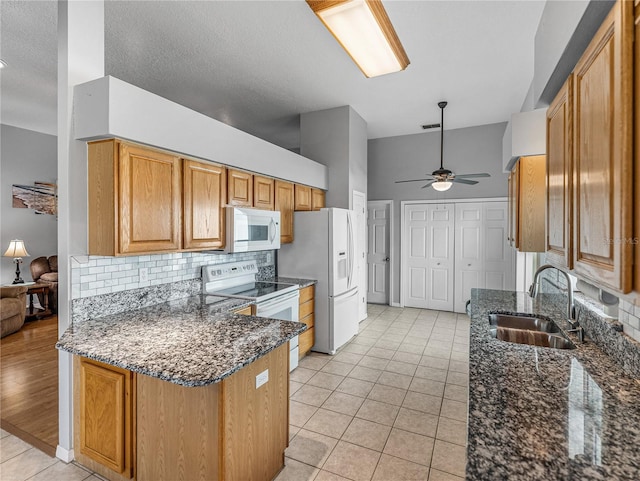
[[395, 177, 435, 184], [420, 181, 437, 189], [455, 173, 490, 178], [452, 178, 478, 185]]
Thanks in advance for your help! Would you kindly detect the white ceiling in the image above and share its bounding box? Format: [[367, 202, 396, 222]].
[[1, 0, 546, 149]]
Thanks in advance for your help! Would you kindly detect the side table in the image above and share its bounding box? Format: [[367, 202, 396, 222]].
[[25, 284, 52, 321]]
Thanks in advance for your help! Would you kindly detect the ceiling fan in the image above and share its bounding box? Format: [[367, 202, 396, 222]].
[[396, 101, 490, 191]]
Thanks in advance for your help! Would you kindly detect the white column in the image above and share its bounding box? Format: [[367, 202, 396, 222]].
[[57, 0, 104, 462]]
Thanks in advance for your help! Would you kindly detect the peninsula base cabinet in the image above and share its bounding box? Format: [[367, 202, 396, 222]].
[[74, 343, 290, 481]]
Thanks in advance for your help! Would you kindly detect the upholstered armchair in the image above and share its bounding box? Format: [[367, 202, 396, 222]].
[[1, 285, 28, 338], [29, 255, 58, 314]]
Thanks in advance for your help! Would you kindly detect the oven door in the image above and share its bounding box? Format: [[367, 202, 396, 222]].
[[255, 290, 300, 371], [226, 207, 281, 253]]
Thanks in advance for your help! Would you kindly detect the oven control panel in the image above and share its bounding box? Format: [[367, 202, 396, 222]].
[[203, 261, 258, 282]]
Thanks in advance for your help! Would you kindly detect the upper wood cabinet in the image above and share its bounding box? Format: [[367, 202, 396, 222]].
[[311, 188, 326, 211], [253, 175, 275, 210], [545, 77, 573, 269], [77, 358, 135, 479], [294, 184, 312, 211], [89, 139, 182, 256], [275, 180, 294, 244], [507, 156, 546, 252], [183, 159, 226, 250], [227, 169, 253, 207], [572, 0, 633, 293], [635, 0, 640, 294]]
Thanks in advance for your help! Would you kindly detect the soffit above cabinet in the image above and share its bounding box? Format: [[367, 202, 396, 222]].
[[502, 108, 547, 172], [74, 76, 328, 190]]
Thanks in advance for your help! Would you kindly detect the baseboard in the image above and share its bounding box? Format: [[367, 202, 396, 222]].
[[390, 302, 401, 307], [56, 445, 74, 463]]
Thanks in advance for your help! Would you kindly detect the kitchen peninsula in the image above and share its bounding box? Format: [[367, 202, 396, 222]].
[[56, 295, 306, 481]]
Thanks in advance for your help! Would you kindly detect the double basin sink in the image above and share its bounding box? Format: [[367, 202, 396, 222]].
[[488, 312, 575, 350]]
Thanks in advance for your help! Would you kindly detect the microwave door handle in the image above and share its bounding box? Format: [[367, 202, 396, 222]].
[[269, 218, 276, 243]]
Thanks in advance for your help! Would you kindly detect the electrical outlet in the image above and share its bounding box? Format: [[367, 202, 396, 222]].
[[139, 267, 149, 282], [255, 369, 269, 389], [266, 252, 273, 264]]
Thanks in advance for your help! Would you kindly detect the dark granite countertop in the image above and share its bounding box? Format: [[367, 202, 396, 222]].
[[468, 288, 640, 480], [56, 295, 307, 387], [271, 276, 317, 288]]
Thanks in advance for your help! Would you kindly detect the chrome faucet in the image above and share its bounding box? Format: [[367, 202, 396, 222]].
[[529, 264, 584, 341]]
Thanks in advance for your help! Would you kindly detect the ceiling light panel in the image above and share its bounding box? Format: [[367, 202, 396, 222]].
[[308, 0, 409, 78]]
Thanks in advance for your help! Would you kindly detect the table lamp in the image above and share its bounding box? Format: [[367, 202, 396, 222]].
[[3, 239, 30, 284]]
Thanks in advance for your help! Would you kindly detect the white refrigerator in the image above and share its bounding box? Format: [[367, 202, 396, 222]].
[[278, 208, 359, 354]]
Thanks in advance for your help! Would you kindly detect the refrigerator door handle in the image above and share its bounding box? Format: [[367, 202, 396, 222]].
[[346, 211, 354, 290]]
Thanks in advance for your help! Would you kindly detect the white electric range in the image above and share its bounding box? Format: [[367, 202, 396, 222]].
[[203, 260, 300, 370]]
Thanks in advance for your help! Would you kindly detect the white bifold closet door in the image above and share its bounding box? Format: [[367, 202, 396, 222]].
[[454, 202, 513, 313], [404, 204, 455, 310]]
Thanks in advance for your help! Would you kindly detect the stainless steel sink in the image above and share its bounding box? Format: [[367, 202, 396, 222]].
[[488, 313, 560, 333], [488, 312, 575, 350]]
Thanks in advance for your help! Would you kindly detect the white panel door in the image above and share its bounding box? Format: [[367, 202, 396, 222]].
[[367, 202, 390, 304], [484, 203, 514, 291], [405, 205, 430, 308], [427, 205, 455, 311], [454, 203, 483, 312], [404, 204, 454, 310]]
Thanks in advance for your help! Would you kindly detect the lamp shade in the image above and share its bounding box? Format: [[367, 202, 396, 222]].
[[432, 181, 452, 192], [3, 239, 29, 257]]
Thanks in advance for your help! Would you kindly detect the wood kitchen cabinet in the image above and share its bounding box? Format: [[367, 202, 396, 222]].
[[294, 184, 312, 211], [298, 285, 315, 358], [545, 77, 573, 269], [507, 156, 546, 252], [572, 0, 633, 293], [183, 159, 226, 250], [253, 175, 275, 210], [634, 0, 640, 295], [89, 139, 182, 256], [233, 305, 253, 315], [227, 168, 253, 207], [311, 188, 326, 211], [275, 180, 295, 244], [75, 358, 135, 481]]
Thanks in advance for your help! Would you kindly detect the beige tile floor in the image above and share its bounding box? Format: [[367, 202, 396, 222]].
[[1, 304, 469, 481], [277, 304, 469, 481]]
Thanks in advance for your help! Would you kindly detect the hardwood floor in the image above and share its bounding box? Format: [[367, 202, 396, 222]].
[[1, 316, 58, 456]]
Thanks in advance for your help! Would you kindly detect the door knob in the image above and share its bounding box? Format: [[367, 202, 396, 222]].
[[384, 257, 390, 262], [468, 264, 472, 267]]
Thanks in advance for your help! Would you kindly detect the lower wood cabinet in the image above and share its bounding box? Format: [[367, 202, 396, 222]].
[[298, 285, 315, 358], [75, 343, 289, 481], [75, 358, 135, 481], [234, 305, 253, 315]]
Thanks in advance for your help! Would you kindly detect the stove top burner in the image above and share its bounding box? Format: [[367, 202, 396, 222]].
[[207, 281, 297, 302]]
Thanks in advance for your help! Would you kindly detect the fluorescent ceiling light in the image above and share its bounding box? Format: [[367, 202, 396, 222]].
[[307, 0, 410, 78], [432, 181, 452, 192], [0, 59, 7, 69]]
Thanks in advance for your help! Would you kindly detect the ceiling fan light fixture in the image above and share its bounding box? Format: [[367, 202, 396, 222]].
[[307, 0, 410, 78], [432, 181, 452, 192]]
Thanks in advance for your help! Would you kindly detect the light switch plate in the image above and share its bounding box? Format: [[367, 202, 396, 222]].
[[256, 369, 269, 389], [139, 267, 149, 282]]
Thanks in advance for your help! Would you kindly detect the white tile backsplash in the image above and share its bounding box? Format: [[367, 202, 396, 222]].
[[620, 300, 640, 342], [70, 250, 274, 299]]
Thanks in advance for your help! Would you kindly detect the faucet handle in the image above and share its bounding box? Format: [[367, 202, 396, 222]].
[[528, 283, 537, 298]]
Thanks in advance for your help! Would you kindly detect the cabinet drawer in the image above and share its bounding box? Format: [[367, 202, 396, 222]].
[[299, 285, 314, 304], [300, 313, 314, 328], [299, 328, 314, 357], [299, 299, 314, 320]]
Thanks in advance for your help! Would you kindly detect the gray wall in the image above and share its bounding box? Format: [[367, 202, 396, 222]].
[[1, 124, 58, 284], [300, 105, 367, 208], [368, 122, 508, 305]]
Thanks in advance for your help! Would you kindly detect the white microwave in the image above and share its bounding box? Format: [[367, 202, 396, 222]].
[[225, 206, 281, 253]]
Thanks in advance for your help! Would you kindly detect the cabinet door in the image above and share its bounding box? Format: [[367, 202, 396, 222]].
[[275, 180, 294, 244], [227, 169, 253, 207], [79, 358, 134, 477], [508, 165, 520, 249], [294, 184, 312, 211], [254, 175, 275, 210], [635, 0, 640, 293], [183, 159, 226, 250], [573, 0, 633, 292], [546, 77, 573, 269], [517, 155, 546, 252], [311, 189, 325, 211], [119, 143, 181, 254]]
